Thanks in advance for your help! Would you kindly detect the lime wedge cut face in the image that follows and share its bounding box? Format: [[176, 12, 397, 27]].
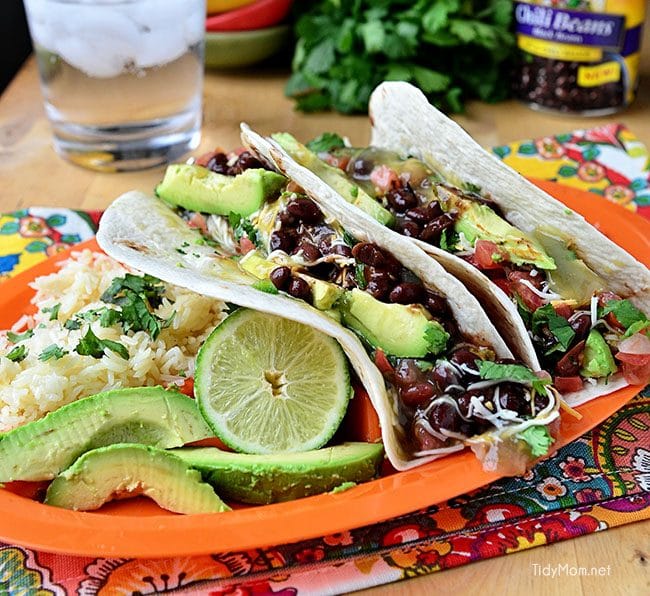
[[195, 309, 351, 453]]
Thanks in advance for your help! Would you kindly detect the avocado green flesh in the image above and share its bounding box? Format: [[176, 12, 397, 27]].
[[156, 164, 286, 218], [169, 442, 384, 505], [272, 133, 395, 227], [0, 387, 213, 482], [535, 227, 605, 305], [45, 444, 229, 513], [581, 329, 617, 378], [341, 288, 448, 358], [451, 201, 555, 270]]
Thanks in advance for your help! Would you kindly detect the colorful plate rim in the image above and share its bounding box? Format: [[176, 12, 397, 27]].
[[0, 180, 647, 558]]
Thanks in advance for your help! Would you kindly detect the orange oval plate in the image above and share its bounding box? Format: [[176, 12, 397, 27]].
[[0, 181, 647, 558]]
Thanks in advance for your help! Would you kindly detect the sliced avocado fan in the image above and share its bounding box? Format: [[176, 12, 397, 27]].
[[0, 387, 213, 482], [45, 443, 230, 514], [169, 442, 384, 504]]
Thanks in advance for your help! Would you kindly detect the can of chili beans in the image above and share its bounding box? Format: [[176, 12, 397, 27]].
[[514, 1, 646, 115]]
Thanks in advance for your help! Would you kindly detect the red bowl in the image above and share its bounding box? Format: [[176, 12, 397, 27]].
[[206, 0, 293, 32]]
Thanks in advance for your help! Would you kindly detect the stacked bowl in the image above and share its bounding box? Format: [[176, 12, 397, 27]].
[[205, 0, 293, 68]]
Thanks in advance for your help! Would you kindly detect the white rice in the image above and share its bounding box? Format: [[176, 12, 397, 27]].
[[0, 250, 226, 431]]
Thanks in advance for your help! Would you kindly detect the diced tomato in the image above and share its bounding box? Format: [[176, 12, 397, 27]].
[[553, 302, 573, 320], [322, 153, 350, 171], [473, 240, 507, 270], [617, 359, 650, 385], [615, 352, 650, 365], [343, 383, 382, 443], [374, 348, 394, 377], [492, 276, 512, 296], [554, 376, 584, 393], [617, 331, 650, 355], [178, 377, 194, 397], [507, 271, 546, 311], [188, 212, 208, 234], [239, 237, 256, 254], [370, 165, 399, 193]]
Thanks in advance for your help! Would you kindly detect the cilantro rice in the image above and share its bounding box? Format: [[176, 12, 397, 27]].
[[0, 250, 225, 431]]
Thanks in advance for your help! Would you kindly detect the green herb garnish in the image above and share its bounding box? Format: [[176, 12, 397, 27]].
[[75, 327, 129, 360], [6, 344, 28, 362], [532, 304, 575, 355], [477, 360, 550, 395], [600, 299, 648, 330], [38, 344, 67, 361], [306, 132, 346, 153], [517, 425, 554, 458], [7, 329, 34, 343], [42, 303, 61, 321]]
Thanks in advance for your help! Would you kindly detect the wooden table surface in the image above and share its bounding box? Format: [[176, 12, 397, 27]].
[[1, 45, 649, 596]]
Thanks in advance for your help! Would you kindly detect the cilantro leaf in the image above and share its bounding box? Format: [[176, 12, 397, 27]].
[[532, 304, 575, 354], [101, 273, 165, 309], [6, 344, 28, 362], [439, 228, 459, 252], [38, 344, 67, 361], [623, 320, 650, 339], [75, 327, 129, 360], [516, 425, 554, 458], [424, 323, 449, 355], [228, 212, 260, 247], [477, 360, 550, 395], [42, 303, 61, 321], [306, 132, 345, 153], [7, 329, 34, 343], [600, 299, 648, 330], [354, 263, 366, 289]]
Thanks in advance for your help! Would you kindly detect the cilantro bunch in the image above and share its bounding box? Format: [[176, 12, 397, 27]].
[[286, 0, 516, 114]]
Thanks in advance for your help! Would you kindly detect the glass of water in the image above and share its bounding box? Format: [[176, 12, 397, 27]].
[[24, 0, 205, 171]]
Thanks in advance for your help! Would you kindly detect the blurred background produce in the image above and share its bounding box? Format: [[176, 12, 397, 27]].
[[285, 0, 517, 114]]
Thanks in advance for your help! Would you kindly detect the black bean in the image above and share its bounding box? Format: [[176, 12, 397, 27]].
[[393, 359, 423, 389], [228, 151, 263, 174], [386, 187, 418, 212], [497, 383, 528, 414], [419, 214, 455, 243], [286, 198, 323, 223], [206, 152, 229, 174], [366, 278, 391, 300], [450, 348, 480, 369], [269, 230, 296, 253], [278, 210, 296, 226], [554, 340, 586, 376], [431, 363, 459, 391], [351, 158, 373, 177], [425, 291, 449, 316], [330, 243, 352, 258], [269, 266, 291, 290], [400, 383, 435, 407], [413, 418, 446, 451], [297, 240, 321, 262], [287, 277, 312, 301], [429, 401, 467, 434], [399, 220, 422, 238], [351, 242, 386, 267], [406, 203, 442, 223], [389, 282, 424, 305]]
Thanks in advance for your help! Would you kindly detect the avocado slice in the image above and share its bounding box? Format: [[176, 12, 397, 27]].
[[272, 133, 395, 227], [156, 164, 286, 218], [239, 250, 277, 279], [0, 387, 213, 482], [45, 444, 230, 513], [169, 442, 384, 504], [341, 288, 449, 358], [535, 227, 605, 305], [581, 329, 617, 378], [449, 198, 555, 270]]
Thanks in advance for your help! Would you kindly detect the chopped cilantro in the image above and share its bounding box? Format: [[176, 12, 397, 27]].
[[182, 241, 190, 248], [7, 329, 34, 343], [306, 132, 345, 153], [424, 323, 449, 355], [343, 230, 357, 247], [350, 186, 359, 198], [354, 263, 366, 289], [600, 299, 648, 330], [252, 279, 279, 294], [517, 425, 554, 458], [515, 295, 532, 328], [101, 273, 165, 309], [6, 344, 28, 362], [532, 304, 575, 354], [477, 360, 550, 395], [228, 212, 260, 247], [439, 228, 459, 252], [464, 182, 482, 194], [38, 344, 67, 361], [42, 303, 61, 321], [175, 248, 187, 255], [64, 318, 82, 330], [75, 327, 129, 360]]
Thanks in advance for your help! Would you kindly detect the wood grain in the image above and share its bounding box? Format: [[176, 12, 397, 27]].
[[0, 32, 649, 595]]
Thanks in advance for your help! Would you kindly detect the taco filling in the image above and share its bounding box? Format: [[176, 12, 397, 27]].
[[272, 134, 650, 394], [156, 149, 560, 462]]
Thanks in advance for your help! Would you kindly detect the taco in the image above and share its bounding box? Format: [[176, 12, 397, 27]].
[[264, 82, 650, 408], [97, 141, 560, 474]]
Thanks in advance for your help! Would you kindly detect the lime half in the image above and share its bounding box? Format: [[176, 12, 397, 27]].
[[195, 308, 351, 453]]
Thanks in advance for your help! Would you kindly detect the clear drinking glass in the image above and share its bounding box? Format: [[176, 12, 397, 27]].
[[23, 0, 205, 171]]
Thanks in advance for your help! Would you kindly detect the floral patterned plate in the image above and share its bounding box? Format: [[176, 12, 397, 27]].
[[0, 181, 647, 558]]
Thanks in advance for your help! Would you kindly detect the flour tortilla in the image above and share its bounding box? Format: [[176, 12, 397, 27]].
[[97, 186, 555, 473]]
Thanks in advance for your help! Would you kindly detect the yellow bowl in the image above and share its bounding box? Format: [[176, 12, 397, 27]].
[[207, 0, 257, 14]]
